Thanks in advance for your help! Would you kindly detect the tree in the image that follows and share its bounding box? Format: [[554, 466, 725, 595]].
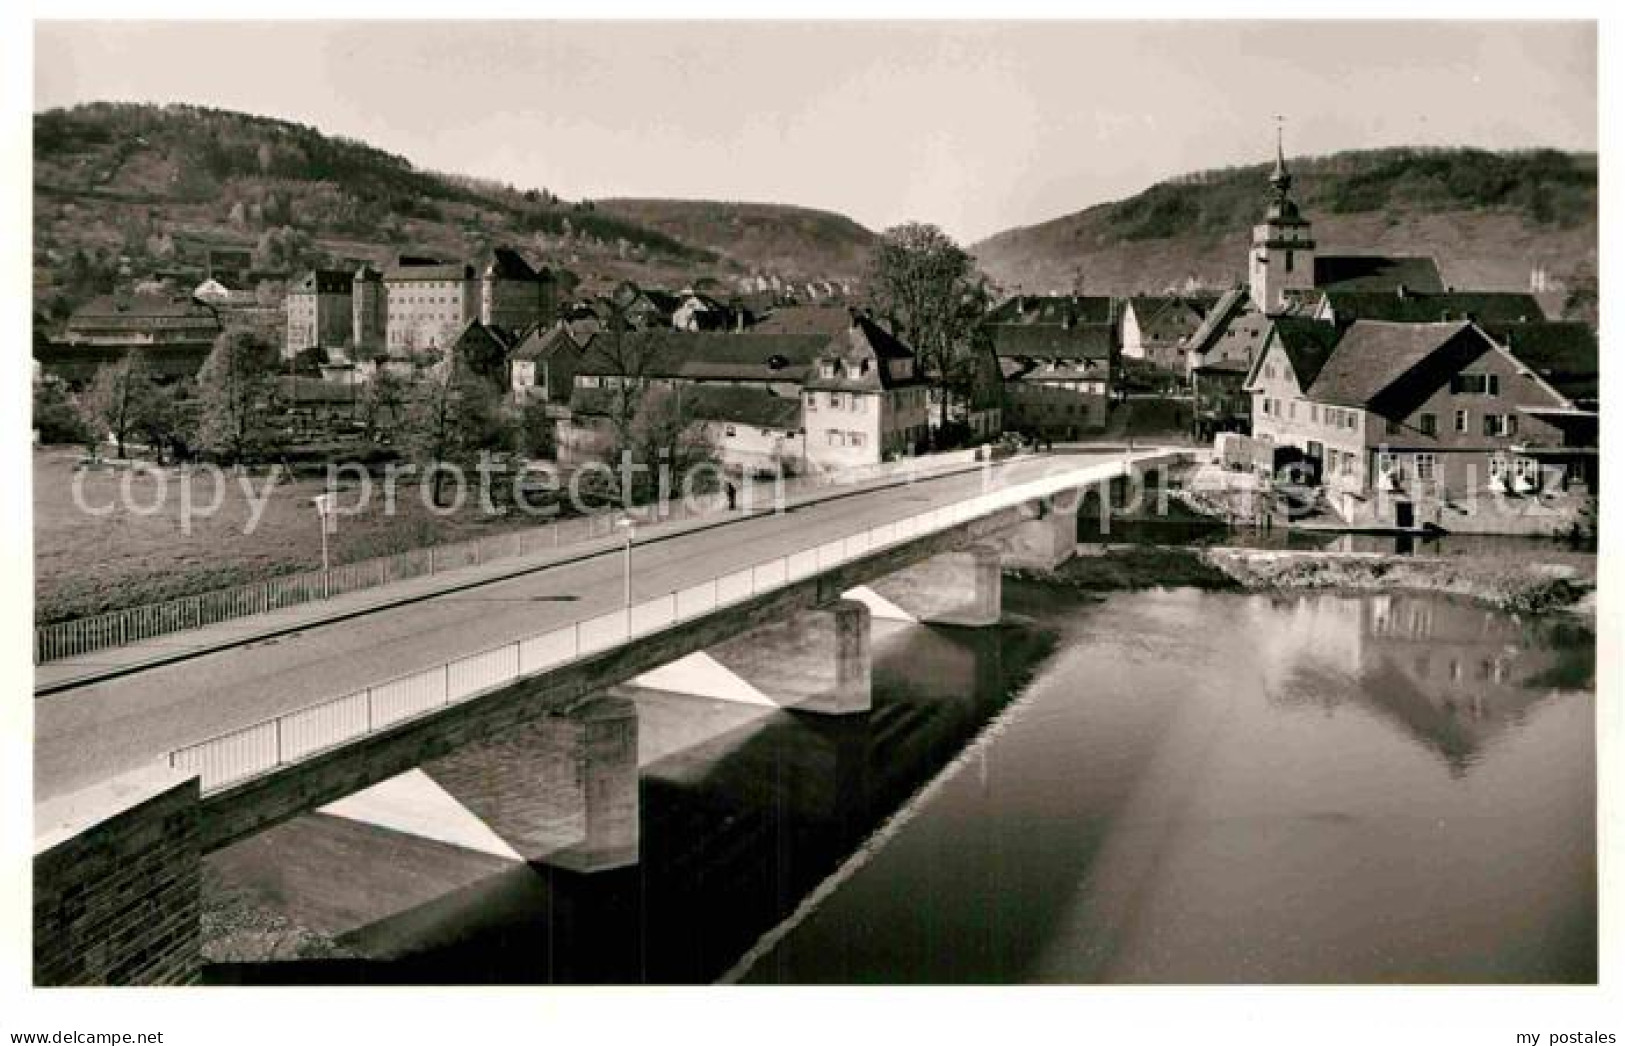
[[358, 367, 409, 445], [33, 376, 90, 446], [399, 355, 511, 506], [80, 350, 160, 458], [195, 328, 279, 464], [864, 222, 996, 429], [135, 381, 187, 465]]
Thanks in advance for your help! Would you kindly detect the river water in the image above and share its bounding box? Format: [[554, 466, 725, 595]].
[[207, 580, 1596, 985]]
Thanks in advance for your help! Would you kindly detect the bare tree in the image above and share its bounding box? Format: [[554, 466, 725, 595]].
[[400, 354, 511, 506], [864, 222, 995, 429], [195, 328, 279, 465], [80, 350, 159, 459]]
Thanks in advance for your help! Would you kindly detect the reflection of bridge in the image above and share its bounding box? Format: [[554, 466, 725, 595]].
[[33, 449, 1185, 985]]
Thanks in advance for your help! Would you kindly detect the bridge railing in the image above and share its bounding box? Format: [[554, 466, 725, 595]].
[[33, 501, 720, 666], [36, 451, 1016, 666], [166, 458, 1141, 795]]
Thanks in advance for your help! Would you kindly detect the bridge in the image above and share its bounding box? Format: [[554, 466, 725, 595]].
[[31, 448, 1185, 986]]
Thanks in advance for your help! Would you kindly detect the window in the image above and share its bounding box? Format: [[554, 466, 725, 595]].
[[849, 432, 866, 447], [724, 425, 737, 438], [826, 431, 844, 447], [1310, 404, 1319, 424], [805, 393, 817, 411], [1284, 250, 1294, 273], [1483, 413, 1517, 437], [1419, 413, 1437, 437], [1415, 453, 1436, 481], [1454, 409, 1468, 433], [828, 393, 842, 409], [1386, 418, 1402, 436], [1450, 373, 1500, 396]]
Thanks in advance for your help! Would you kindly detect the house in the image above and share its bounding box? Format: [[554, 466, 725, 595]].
[[560, 311, 928, 475], [799, 314, 931, 471], [284, 269, 354, 357], [1245, 319, 1586, 524], [989, 323, 1115, 439], [1120, 295, 1214, 373], [672, 292, 740, 332], [984, 294, 1116, 327], [479, 247, 567, 335], [45, 293, 223, 383], [510, 322, 592, 404]]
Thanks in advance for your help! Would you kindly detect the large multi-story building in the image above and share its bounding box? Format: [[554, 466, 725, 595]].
[[284, 269, 354, 357], [383, 258, 479, 355]]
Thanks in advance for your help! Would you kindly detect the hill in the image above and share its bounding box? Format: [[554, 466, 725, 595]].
[[598, 199, 877, 282], [32, 102, 725, 322], [972, 147, 1597, 315]]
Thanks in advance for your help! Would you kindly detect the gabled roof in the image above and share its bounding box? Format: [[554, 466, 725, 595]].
[[575, 330, 830, 383], [753, 304, 857, 336], [987, 322, 1115, 361], [568, 383, 802, 431], [1185, 287, 1249, 356], [68, 294, 221, 329], [1303, 320, 1477, 409], [511, 322, 592, 363], [1323, 290, 1544, 325], [986, 294, 1115, 327], [1258, 316, 1345, 392], [1127, 295, 1211, 344], [1483, 321, 1599, 407], [1313, 255, 1445, 293], [484, 247, 540, 282], [804, 317, 924, 391]]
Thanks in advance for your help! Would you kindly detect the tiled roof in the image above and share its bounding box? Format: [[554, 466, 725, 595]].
[[485, 247, 539, 282], [988, 322, 1114, 361], [1324, 290, 1543, 325], [575, 331, 830, 383], [1185, 287, 1249, 355], [1313, 255, 1445, 293], [753, 304, 856, 336], [568, 383, 802, 431], [1483, 321, 1598, 407], [511, 322, 592, 362], [1129, 295, 1209, 344], [986, 294, 1116, 327], [1268, 316, 1344, 390], [68, 295, 221, 330], [1304, 320, 1476, 408], [384, 259, 476, 282]]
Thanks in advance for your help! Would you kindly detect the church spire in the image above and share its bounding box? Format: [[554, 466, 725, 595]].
[[1270, 116, 1292, 195]]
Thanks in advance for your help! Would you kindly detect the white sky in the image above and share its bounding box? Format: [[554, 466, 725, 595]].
[[33, 20, 1598, 244]]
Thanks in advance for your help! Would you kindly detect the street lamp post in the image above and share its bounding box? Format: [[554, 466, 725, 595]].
[[616, 517, 634, 625], [312, 493, 335, 597]]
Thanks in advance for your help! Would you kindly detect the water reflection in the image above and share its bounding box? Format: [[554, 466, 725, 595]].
[[743, 586, 1596, 984], [205, 585, 1594, 985], [1265, 593, 1594, 774], [205, 617, 1049, 985]]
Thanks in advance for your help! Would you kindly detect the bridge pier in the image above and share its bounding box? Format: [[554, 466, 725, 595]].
[[423, 694, 640, 874], [860, 544, 1002, 627], [34, 764, 203, 986], [708, 598, 872, 715], [994, 496, 1080, 571]]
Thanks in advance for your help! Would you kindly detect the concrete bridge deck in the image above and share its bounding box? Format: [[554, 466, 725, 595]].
[[35, 450, 1173, 804]]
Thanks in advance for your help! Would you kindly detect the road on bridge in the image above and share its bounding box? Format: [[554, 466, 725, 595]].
[[36, 450, 1147, 802]]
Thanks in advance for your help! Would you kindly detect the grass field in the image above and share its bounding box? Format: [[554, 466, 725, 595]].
[[32, 447, 552, 625]]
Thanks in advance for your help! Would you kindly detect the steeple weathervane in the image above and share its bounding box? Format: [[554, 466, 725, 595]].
[[1270, 115, 1292, 194]]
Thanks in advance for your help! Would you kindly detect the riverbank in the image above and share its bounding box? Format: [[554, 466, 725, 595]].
[[1015, 544, 1596, 616]]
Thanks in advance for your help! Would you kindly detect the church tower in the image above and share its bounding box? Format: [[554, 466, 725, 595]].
[[1248, 124, 1317, 315]]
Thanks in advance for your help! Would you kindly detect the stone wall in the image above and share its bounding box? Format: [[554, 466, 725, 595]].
[[34, 767, 202, 986]]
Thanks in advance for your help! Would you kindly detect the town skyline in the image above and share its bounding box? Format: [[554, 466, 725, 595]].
[[34, 20, 1597, 242]]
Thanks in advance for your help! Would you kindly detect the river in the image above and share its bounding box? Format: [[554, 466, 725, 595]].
[[205, 579, 1596, 985]]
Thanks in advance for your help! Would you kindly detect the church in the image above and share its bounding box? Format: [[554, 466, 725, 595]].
[[1190, 132, 1598, 533]]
